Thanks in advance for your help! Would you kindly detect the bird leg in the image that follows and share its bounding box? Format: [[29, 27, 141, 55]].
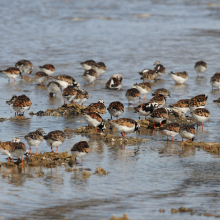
[[36, 148, 38, 155], [56, 147, 58, 153], [20, 157, 23, 165], [29, 148, 32, 154], [144, 96, 146, 100], [88, 125, 90, 130], [95, 127, 97, 133], [160, 122, 163, 127], [202, 123, 203, 130], [172, 137, 173, 141], [23, 113, 24, 118], [167, 137, 169, 142], [14, 78, 16, 82], [128, 102, 130, 106], [99, 76, 101, 80], [123, 132, 126, 138], [15, 112, 16, 117], [153, 122, 156, 129], [81, 158, 83, 165], [133, 103, 135, 106], [121, 132, 124, 137], [71, 100, 73, 104], [51, 147, 54, 152]]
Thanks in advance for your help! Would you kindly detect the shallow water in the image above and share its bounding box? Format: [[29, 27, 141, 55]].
[[1, 0, 220, 219]]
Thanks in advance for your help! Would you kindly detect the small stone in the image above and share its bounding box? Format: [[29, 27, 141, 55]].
[[171, 208, 179, 214], [159, 209, 165, 213], [94, 167, 109, 175], [82, 170, 91, 178]]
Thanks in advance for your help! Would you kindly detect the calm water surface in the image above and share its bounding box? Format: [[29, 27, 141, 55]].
[[0, 0, 220, 219]]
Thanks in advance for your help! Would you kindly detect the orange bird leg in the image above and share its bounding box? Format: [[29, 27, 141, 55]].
[[99, 76, 101, 80], [40, 82, 42, 86], [133, 103, 135, 106], [23, 113, 24, 118], [21, 157, 23, 165], [36, 148, 38, 154], [202, 123, 203, 130], [7, 157, 9, 161], [81, 158, 83, 165], [56, 147, 58, 153], [123, 132, 126, 138], [51, 147, 54, 152], [172, 137, 173, 141], [14, 78, 16, 82], [88, 125, 90, 130], [144, 96, 146, 100], [139, 96, 141, 100], [75, 158, 77, 163], [121, 132, 124, 137], [185, 113, 186, 117], [71, 100, 73, 104], [160, 122, 163, 127], [95, 127, 97, 133], [27, 73, 29, 78], [153, 122, 156, 129], [128, 102, 130, 106], [12, 158, 14, 164], [29, 148, 32, 154]]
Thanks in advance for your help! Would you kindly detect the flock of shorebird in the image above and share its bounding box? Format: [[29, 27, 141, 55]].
[[0, 58, 218, 165]]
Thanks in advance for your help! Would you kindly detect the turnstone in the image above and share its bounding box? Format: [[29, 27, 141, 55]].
[[149, 94, 166, 108], [180, 125, 196, 141], [52, 75, 75, 88], [139, 69, 157, 81], [189, 94, 208, 111], [210, 74, 220, 90], [15, 60, 33, 77], [47, 81, 62, 97], [0, 137, 28, 164], [108, 118, 140, 137], [83, 69, 98, 84], [190, 108, 210, 130], [134, 82, 151, 100], [62, 86, 78, 104], [34, 72, 48, 86], [24, 128, 46, 154], [151, 108, 172, 128], [160, 123, 180, 141], [39, 64, 55, 77], [7, 95, 31, 117], [72, 89, 89, 106], [0, 67, 21, 82], [83, 99, 106, 115], [170, 99, 190, 116], [169, 71, 188, 84], [44, 130, 66, 153], [154, 61, 166, 78], [134, 103, 158, 120], [152, 88, 171, 98], [80, 60, 96, 71], [107, 101, 124, 119], [106, 77, 122, 90], [213, 98, 220, 107], [125, 87, 140, 106], [92, 62, 106, 79], [194, 60, 207, 77], [82, 112, 106, 133], [71, 140, 90, 165]]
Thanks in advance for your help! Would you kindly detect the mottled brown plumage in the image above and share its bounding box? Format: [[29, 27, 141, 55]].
[[34, 71, 48, 79], [152, 88, 170, 98], [83, 69, 98, 77], [62, 86, 78, 96], [181, 125, 196, 135], [106, 77, 122, 89], [211, 75, 220, 83], [172, 71, 188, 79], [93, 62, 106, 70], [71, 141, 90, 153], [53, 75, 74, 84], [213, 97, 220, 103], [25, 129, 44, 142], [161, 123, 180, 133], [81, 60, 96, 66], [110, 118, 136, 128], [193, 108, 210, 117], [125, 88, 140, 97], [39, 64, 55, 71], [108, 101, 124, 112], [1, 67, 21, 75], [13, 95, 31, 108], [151, 108, 168, 119], [47, 81, 61, 88], [136, 82, 151, 91], [15, 60, 33, 68], [170, 99, 190, 108], [189, 94, 208, 108], [194, 61, 207, 69], [85, 112, 103, 122], [44, 130, 66, 143], [139, 69, 157, 80], [84, 102, 106, 115], [149, 94, 166, 107]]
